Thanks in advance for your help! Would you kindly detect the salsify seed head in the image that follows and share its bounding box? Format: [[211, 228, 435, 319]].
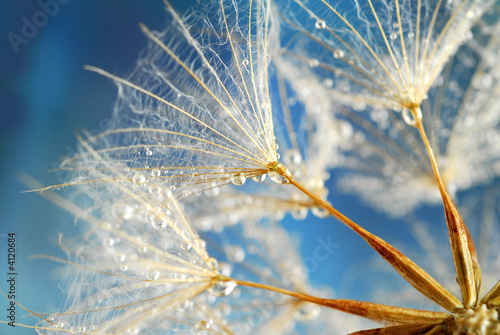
[[61, 0, 294, 203], [278, 0, 492, 116]]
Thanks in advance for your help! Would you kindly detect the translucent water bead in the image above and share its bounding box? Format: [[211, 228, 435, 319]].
[[196, 319, 213, 330], [401, 107, 422, 127], [315, 20, 326, 29], [252, 174, 266, 183], [133, 173, 147, 185], [294, 303, 321, 321], [268, 171, 289, 184], [208, 279, 237, 297], [231, 173, 246, 186]]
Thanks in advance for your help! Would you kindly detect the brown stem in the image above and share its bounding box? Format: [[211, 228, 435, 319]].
[[231, 278, 450, 325], [270, 163, 462, 312], [348, 323, 442, 335], [413, 108, 479, 308], [481, 280, 500, 306]]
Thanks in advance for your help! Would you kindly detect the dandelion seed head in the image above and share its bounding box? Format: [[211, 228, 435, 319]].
[[279, 0, 491, 115], [282, 13, 500, 217], [64, 0, 288, 203]]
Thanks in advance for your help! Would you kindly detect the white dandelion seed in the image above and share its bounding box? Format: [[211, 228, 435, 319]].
[[57, 0, 288, 201]]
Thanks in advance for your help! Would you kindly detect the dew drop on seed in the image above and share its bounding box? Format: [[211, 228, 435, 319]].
[[284, 149, 302, 166], [292, 208, 308, 220], [181, 241, 192, 251], [126, 327, 139, 334], [402, 108, 417, 126], [194, 238, 206, 250], [242, 59, 249, 66], [196, 320, 213, 330], [147, 270, 160, 280], [389, 32, 398, 40], [392, 22, 399, 29], [315, 20, 326, 29], [209, 279, 237, 297], [294, 303, 321, 321], [177, 300, 193, 311], [145, 148, 153, 156], [226, 245, 245, 263], [311, 206, 329, 218], [207, 257, 219, 270], [121, 265, 128, 272], [323, 78, 333, 88], [252, 174, 266, 183], [151, 219, 167, 230], [407, 31, 415, 38], [133, 173, 146, 185], [308, 58, 319, 67], [138, 245, 148, 253], [231, 173, 246, 186], [268, 171, 289, 184], [333, 49, 344, 59], [151, 169, 161, 177]]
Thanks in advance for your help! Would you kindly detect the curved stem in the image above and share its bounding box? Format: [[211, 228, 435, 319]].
[[270, 163, 462, 312], [231, 278, 450, 324], [413, 108, 479, 308]]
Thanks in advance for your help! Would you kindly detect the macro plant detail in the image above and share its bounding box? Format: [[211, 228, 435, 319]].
[[3, 0, 500, 334]]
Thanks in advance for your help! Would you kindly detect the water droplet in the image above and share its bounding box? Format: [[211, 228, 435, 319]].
[[56, 322, 65, 329], [138, 245, 148, 253], [242, 59, 249, 66], [225, 245, 245, 263], [268, 171, 289, 184], [133, 173, 146, 186], [151, 169, 161, 177], [392, 22, 399, 29], [338, 121, 353, 137], [407, 31, 415, 38], [194, 238, 207, 250], [252, 174, 266, 183], [294, 303, 321, 321], [126, 326, 139, 334], [209, 279, 237, 297], [218, 262, 233, 276], [401, 108, 421, 126], [146, 270, 160, 280], [231, 173, 246, 186], [121, 264, 129, 272], [323, 78, 333, 88], [311, 206, 329, 218], [292, 208, 308, 220], [145, 148, 153, 156], [284, 149, 302, 166], [389, 32, 398, 40], [151, 217, 167, 230], [181, 241, 192, 251], [207, 257, 219, 271], [177, 300, 193, 311], [333, 49, 344, 59], [196, 319, 213, 330], [315, 20, 326, 29], [308, 58, 319, 67]]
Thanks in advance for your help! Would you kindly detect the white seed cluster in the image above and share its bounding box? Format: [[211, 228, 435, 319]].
[[452, 305, 500, 335]]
